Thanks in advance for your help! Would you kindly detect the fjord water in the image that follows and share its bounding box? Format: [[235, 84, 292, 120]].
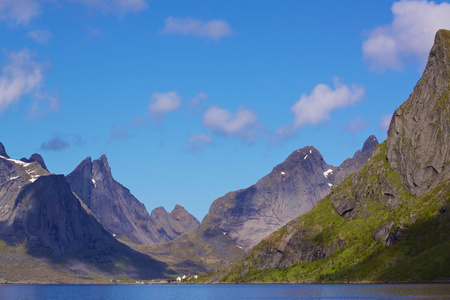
[[0, 284, 449, 300]]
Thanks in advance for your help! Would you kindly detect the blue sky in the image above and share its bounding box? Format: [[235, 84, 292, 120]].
[[1, 0, 449, 221]]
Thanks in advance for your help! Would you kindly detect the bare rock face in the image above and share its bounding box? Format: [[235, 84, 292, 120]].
[[0, 143, 9, 158], [150, 204, 200, 241], [20, 153, 49, 172], [334, 135, 379, 184], [386, 29, 450, 197], [204, 136, 377, 251], [0, 151, 167, 278], [66, 155, 199, 245]]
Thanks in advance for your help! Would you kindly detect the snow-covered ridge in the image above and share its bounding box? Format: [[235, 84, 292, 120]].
[[0, 155, 32, 167], [0, 155, 44, 182]]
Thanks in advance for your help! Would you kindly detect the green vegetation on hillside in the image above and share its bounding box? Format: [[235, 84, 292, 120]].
[[211, 143, 450, 283]]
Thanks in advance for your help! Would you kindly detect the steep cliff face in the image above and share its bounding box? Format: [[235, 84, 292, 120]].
[[386, 29, 450, 197], [66, 155, 198, 245], [204, 136, 377, 251]]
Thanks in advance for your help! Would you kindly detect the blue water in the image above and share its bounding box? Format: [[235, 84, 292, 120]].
[[0, 284, 449, 300]]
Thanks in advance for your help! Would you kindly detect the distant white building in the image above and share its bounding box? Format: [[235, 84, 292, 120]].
[[176, 277, 181, 282]]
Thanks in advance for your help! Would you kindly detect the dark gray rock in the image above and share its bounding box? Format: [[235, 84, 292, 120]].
[[0, 153, 167, 278], [20, 153, 49, 172], [150, 204, 199, 241], [334, 135, 379, 184], [386, 29, 450, 197], [66, 155, 199, 245], [202, 136, 377, 251], [0, 142, 9, 158], [206, 146, 336, 250]]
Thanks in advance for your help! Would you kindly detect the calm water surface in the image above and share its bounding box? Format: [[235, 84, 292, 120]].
[[0, 284, 449, 300]]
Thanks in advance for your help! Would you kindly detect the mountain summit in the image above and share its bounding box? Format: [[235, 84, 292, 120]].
[[66, 155, 198, 245], [203, 135, 378, 250]]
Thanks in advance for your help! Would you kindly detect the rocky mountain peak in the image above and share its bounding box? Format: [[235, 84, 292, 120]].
[[0, 142, 9, 158], [386, 29, 450, 197], [361, 135, 379, 155], [66, 155, 199, 245], [20, 153, 49, 172]]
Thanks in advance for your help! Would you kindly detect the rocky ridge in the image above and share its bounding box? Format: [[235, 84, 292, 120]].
[[66, 155, 198, 245], [0, 149, 168, 280], [204, 135, 378, 251]]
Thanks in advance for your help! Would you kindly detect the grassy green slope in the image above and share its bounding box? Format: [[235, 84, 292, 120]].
[[210, 142, 449, 283]]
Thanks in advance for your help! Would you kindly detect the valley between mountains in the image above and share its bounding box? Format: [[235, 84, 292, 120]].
[[0, 29, 449, 284]]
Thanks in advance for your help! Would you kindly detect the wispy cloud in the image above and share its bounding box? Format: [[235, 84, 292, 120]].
[[272, 78, 364, 142], [190, 92, 208, 106], [345, 116, 370, 134], [161, 17, 233, 40], [379, 113, 392, 133], [0, 49, 57, 115], [40, 134, 85, 151], [28, 29, 53, 44], [0, 0, 40, 25], [70, 0, 147, 16], [148, 91, 181, 121], [109, 116, 146, 142], [363, 0, 450, 72], [203, 106, 260, 139], [186, 134, 214, 152]]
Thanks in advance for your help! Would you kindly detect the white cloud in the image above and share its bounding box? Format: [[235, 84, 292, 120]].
[[186, 134, 214, 152], [345, 116, 370, 134], [291, 78, 365, 128], [28, 29, 53, 44], [363, 0, 450, 71], [0, 49, 57, 114], [148, 91, 181, 120], [0, 0, 40, 24], [162, 17, 233, 40], [379, 113, 392, 133], [203, 106, 259, 138], [70, 0, 147, 16]]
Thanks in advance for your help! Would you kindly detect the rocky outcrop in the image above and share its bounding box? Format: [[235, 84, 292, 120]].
[[20, 153, 49, 172], [150, 204, 200, 241], [0, 143, 9, 158], [66, 155, 198, 245], [334, 135, 379, 184], [386, 29, 450, 197]]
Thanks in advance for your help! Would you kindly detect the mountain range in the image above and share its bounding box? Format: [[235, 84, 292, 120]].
[[205, 29, 450, 283], [0, 29, 448, 284]]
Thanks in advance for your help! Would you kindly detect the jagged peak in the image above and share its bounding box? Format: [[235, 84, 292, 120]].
[[361, 135, 379, 154], [0, 142, 9, 158], [20, 153, 49, 172]]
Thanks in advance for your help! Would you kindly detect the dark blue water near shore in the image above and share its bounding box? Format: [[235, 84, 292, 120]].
[[0, 284, 449, 300]]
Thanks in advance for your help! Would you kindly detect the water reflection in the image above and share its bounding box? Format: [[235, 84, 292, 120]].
[[0, 283, 449, 300]]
